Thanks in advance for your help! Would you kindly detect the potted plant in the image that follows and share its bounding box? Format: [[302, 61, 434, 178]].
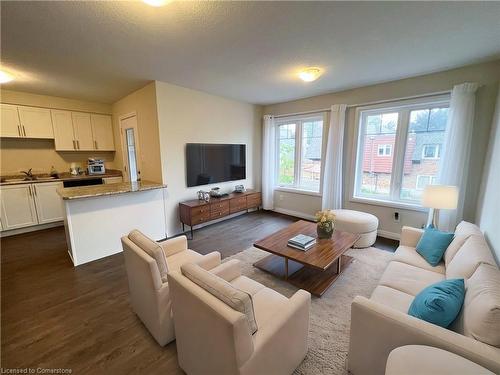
[[315, 209, 336, 239]]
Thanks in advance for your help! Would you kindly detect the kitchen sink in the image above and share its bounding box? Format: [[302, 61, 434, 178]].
[[3, 178, 28, 183], [35, 176, 56, 181]]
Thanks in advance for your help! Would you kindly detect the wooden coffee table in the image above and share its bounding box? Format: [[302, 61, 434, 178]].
[[253, 220, 359, 297]]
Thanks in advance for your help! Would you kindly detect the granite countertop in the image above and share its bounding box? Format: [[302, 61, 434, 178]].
[[0, 169, 123, 186], [57, 180, 166, 200]]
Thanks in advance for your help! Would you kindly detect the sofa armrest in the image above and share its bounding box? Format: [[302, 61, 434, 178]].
[[194, 251, 221, 271], [246, 290, 311, 374], [348, 296, 500, 375], [160, 235, 188, 257], [400, 226, 424, 247], [209, 259, 242, 282]]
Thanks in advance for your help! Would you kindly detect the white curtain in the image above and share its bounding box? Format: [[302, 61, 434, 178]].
[[321, 104, 347, 210], [262, 115, 276, 210], [438, 82, 479, 231]]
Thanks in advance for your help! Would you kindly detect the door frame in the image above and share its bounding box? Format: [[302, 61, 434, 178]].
[[119, 112, 142, 182]]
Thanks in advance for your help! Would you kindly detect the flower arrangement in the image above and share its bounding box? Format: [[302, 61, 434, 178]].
[[315, 210, 336, 239]]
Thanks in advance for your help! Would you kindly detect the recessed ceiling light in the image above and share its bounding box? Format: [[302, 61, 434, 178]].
[[298, 67, 322, 82], [142, 0, 171, 6], [0, 70, 15, 84]]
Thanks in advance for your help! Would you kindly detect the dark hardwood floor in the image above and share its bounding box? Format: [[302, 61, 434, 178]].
[[1, 211, 397, 373]]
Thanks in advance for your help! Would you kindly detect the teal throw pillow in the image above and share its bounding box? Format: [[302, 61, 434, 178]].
[[408, 279, 465, 328], [416, 225, 454, 266]]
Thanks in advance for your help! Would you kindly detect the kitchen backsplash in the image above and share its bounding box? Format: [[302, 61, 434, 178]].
[[0, 138, 118, 175]]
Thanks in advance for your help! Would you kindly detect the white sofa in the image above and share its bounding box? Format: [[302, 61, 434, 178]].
[[168, 259, 311, 375], [348, 221, 500, 375], [121, 231, 220, 346]]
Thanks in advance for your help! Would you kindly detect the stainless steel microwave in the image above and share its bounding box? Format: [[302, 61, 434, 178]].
[[88, 164, 105, 175]]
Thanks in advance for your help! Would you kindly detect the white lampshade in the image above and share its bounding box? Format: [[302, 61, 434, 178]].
[[422, 185, 459, 209]]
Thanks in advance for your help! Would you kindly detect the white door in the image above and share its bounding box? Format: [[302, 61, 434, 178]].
[[91, 114, 115, 151], [72, 112, 94, 150], [0, 104, 22, 138], [52, 110, 76, 150], [33, 182, 64, 224], [0, 184, 38, 230], [119, 114, 141, 182], [18, 106, 54, 139]]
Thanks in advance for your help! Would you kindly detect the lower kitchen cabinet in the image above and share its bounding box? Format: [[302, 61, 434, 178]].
[[32, 182, 64, 224], [0, 181, 64, 231], [0, 184, 38, 230]]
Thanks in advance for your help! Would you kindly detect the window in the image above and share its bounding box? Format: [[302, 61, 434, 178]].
[[353, 98, 449, 205], [416, 175, 437, 190], [422, 144, 440, 159], [377, 144, 392, 156], [277, 115, 324, 192]]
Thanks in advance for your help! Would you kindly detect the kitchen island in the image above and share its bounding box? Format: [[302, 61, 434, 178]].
[[58, 180, 167, 266]]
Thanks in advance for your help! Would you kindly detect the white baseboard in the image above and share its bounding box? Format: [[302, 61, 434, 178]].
[[377, 229, 400, 240], [0, 221, 64, 237], [272, 207, 315, 221]]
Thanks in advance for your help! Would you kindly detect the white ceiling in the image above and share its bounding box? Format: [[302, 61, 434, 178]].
[[1, 1, 500, 105]]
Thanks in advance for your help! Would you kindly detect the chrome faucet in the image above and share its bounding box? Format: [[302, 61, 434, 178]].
[[21, 168, 34, 180]]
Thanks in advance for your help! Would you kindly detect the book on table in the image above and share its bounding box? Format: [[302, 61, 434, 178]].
[[287, 234, 316, 251]]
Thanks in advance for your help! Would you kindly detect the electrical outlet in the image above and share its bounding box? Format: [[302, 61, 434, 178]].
[[394, 211, 400, 222]]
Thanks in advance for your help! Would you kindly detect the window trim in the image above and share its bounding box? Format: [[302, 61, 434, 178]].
[[349, 95, 450, 209], [275, 112, 326, 194]]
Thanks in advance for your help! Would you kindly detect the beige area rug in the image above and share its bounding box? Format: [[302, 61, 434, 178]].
[[225, 246, 393, 375]]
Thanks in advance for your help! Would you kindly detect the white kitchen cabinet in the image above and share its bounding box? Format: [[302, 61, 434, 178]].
[[0, 184, 38, 230], [72, 112, 94, 151], [18, 106, 54, 139], [103, 176, 123, 184], [33, 182, 64, 224], [0, 103, 22, 138], [52, 110, 76, 151], [91, 114, 115, 151]]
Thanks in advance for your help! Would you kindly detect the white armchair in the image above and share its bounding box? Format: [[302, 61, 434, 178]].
[[168, 259, 311, 375], [121, 230, 220, 346]]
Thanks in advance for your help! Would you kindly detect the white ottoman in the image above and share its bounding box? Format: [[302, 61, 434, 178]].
[[333, 209, 378, 248], [385, 345, 494, 375]]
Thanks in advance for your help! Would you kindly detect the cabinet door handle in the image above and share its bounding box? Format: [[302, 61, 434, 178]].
[[33, 186, 37, 196], [23, 126, 27, 137], [18, 126, 22, 137], [28, 186, 32, 196], [94, 140, 98, 149], [77, 140, 80, 149]]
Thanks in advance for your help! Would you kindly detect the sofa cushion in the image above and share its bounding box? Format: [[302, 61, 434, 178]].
[[393, 246, 445, 274], [252, 286, 289, 328], [181, 263, 258, 334], [371, 285, 414, 313], [446, 235, 497, 279], [167, 249, 203, 273], [128, 229, 169, 283], [455, 264, 500, 347], [379, 261, 444, 296], [455, 221, 483, 237], [408, 279, 465, 328], [416, 226, 454, 266]]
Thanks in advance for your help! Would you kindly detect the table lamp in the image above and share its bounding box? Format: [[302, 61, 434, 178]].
[[422, 185, 459, 229]]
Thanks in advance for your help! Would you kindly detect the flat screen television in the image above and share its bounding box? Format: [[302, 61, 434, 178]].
[[186, 143, 246, 187]]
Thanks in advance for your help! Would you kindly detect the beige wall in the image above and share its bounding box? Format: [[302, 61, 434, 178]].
[[264, 60, 500, 238], [477, 89, 500, 263], [0, 89, 116, 175], [111, 82, 162, 183], [155, 81, 262, 236]]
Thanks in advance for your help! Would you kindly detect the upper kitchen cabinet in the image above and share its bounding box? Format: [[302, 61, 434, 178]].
[[0, 104, 21, 137], [51, 110, 75, 150], [18, 106, 54, 138], [91, 114, 115, 151], [71, 112, 94, 151]]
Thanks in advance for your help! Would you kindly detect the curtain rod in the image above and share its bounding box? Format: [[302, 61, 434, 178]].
[[272, 90, 452, 118]]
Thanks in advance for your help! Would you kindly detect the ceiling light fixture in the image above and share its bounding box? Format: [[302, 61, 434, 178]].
[[298, 67, 322, 82], [0, 70, 15, 84], [142, 0, 171, 6]]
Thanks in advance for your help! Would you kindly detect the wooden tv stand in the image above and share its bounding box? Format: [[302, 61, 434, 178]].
[[179, 190, 262, 238]]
